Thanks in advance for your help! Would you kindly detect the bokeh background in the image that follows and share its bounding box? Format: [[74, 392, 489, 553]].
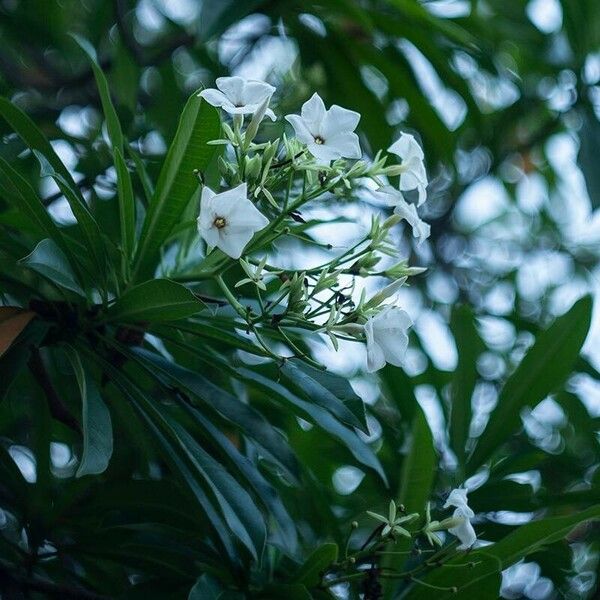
[[1, 0, 599, 597]]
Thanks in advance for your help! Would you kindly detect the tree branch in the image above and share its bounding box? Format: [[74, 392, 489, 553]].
[[28, 347, 81, 434]]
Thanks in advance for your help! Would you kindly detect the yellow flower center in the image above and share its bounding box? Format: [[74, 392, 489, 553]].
[[213, 216, 227, 229], [314, 136, 325, 145]]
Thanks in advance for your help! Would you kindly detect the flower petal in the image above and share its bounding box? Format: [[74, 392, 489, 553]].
[[325, 132, 362, 160], [242, 80, 275, 106], [301, 92, 326, 129], [212, 183, 248, 218], [285, 114, 315, 144], [199, 88, 233, 110], [321, 105, 361, 139], [217, 228, 254, 259], [216, 76, 246, 105]]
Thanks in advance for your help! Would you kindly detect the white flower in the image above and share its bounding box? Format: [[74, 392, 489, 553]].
[[285, 93, 361, 163], [376, 186, 430, 244], [501, 562, 553, 600], [388, 133, 428, 205], [444, 488, 476, 550], [364, 305, 412, 373], [199, 76, 276, 120], [197, 183, 269, 259]]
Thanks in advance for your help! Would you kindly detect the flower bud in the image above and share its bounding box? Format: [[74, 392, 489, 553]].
[[245, 155, 262, 180]]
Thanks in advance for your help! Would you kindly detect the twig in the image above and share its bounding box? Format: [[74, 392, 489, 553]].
[[28, 347, 81, 434]]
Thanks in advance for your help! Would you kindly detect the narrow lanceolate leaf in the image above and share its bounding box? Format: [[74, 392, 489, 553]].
[[132, 93, 221, 282], [239, 369, 387, 483], [0, 157, 74, 263], [449, 305, 484, 468], [0, 97, 80, 193], [0, 308, 35, 357], [114, 147, 136, 271], [71, 35, 124, 153], [382, 404, 436, 599], [20, 239, 85, 296], [105, 279, 203, 323], [468, 296, 593, 472], [64, 347, 113, 477], [409, 505, 600, 600], [33, 151, 107, 281], [131, 347, 300, 482], [281, 359, 369, 433]]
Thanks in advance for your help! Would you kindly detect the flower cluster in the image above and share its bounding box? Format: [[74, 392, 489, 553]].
[[191, 76, 431, 372]]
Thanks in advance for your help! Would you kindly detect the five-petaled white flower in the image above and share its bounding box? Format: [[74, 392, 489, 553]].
[[199, 76, 276, 121], [376, 186, 430, 245], [388, 133, 428, 205], [443, 488, 477, 550], [364, 305, 412, 373], [285, 93, 362, 163], [197, 183, 269, 259]]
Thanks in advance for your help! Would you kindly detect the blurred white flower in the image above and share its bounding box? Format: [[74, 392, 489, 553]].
[[388, 132, 428, 205], [376, 186, 430, 244], [285, 93, 361, 163], [197, 183, 269, 259], [199, 76, 276, 120], [501, 562, 554, 600], [444, 487, 477, 550], [364, 305, 412, 372]]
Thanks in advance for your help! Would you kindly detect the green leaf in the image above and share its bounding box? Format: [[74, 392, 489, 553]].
[[131, 347, 300, 482], [293, 542, 338, 587], [64, 347, 113, 477], [114, 147, 136, 272], [33, 150, 107, 282], [382, 404, 436, 599], [132, 92, 221, 281], [0, 157, 74, 265], [468, 296, 593, 472], [189, 574, 221, 600], [476, 504, 600, 567], [0, 97, 81, 193], [105, 279, 203, 323], [449, 305, 484, 468], [20, 238, 85, 296], [240, 368, 387, 483], [406, 553, 502, 600], [281, 359, 369, 433], [71, 35, 124, 153], [577, 109, 600, 210]]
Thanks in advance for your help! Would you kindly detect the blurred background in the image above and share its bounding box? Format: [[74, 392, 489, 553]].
[[1, 0, 599, 597]]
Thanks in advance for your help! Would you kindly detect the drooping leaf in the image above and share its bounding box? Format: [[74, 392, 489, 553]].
[[468, 296, 593, 471], [33, 150, 107, 282], [0, 97, 81, 193], [20, 238, 85, 296], [281, 359, 369, 433], [64, 347, 113, 477], [130, 346, 300, 482], [105, 279, 203, 323], [133, 92, 221, 281]]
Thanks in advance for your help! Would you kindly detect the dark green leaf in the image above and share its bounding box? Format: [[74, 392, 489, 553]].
[[20, 238, 85, 296], [133, 92, 221, 281], [106, 279, 203, 322], [469, 296, 593, 471], [281, 359, 369, 433], [293, 543, 338, 587]]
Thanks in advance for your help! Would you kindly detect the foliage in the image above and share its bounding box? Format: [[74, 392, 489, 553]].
[[0, 1, 599, 599]]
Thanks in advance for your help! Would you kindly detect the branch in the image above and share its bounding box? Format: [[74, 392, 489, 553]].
[[28, 347, 81, 434]]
